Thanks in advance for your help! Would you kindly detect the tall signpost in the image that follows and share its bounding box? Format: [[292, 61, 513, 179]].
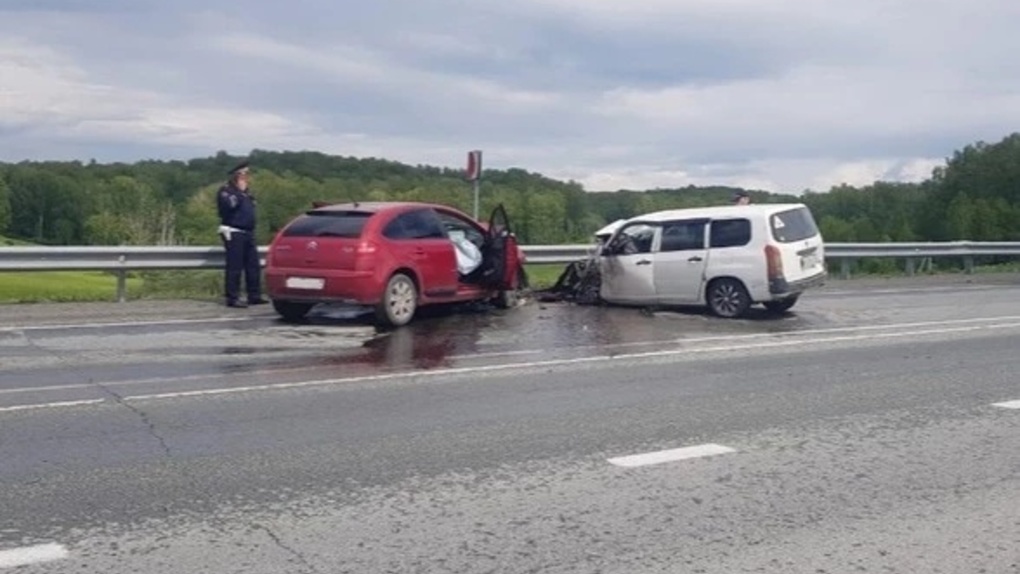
[[465, 149, 482, 219]]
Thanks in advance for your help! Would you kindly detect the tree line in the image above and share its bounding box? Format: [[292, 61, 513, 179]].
[[1, 133, 1019, 247]]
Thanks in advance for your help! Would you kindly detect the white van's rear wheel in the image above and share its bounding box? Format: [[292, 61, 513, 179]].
[[707, 278, 751, 318]]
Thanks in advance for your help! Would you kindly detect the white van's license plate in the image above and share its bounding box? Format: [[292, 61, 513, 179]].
[[286, 277, 325, 290], [800, 254, 819, 269]]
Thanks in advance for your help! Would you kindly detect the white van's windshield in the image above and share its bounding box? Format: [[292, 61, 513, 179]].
[[770, 207, 819, 243]]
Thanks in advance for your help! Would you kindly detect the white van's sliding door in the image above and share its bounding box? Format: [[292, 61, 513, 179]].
[[652, 219, 709, 304]]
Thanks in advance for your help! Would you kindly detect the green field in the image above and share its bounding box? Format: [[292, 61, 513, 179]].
[[0, 236, 142, 302], [0, 271, 145, 303], [522, 264, 563, 289], [0, 236, 33, 246]]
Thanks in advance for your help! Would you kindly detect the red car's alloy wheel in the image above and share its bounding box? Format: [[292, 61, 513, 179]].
[[377, 273, 417, 327]]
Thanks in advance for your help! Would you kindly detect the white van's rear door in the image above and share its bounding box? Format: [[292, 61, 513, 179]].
[[768, 206, 825, 285]]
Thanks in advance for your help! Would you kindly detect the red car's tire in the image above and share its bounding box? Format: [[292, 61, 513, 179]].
[[375, 273, 418, 327]]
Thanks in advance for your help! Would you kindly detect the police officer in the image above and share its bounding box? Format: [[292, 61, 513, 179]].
[[217, 160, 266, 307], [732, 190, 751, 205]]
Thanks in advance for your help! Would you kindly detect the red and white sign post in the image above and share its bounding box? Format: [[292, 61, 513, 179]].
[[465, 150, 482, 219]]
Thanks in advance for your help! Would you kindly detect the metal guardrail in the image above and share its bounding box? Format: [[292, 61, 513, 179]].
[[1, 242, 1018, 301], [0, 246, 234, 271]]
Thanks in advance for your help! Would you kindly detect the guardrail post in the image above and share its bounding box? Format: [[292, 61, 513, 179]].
[[840, 258, 851, 280], [905, 258, 915, 276], [964, 255, 974, 274], [116, 270, 126, 303], [117, 255, 127, 302]]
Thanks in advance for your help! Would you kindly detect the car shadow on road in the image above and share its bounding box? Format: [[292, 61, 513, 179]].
[[640, 304, 796, 322], [287, 302, 501, 371], [276, 299, 508, 332]]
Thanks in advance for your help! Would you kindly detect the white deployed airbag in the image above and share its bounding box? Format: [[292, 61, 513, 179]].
[[449, 230, 483, 275]]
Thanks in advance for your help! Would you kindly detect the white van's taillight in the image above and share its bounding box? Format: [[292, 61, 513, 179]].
[[765, 244, 784, 279]]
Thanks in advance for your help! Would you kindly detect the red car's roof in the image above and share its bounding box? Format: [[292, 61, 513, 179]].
[[311, 201, 455, 214]]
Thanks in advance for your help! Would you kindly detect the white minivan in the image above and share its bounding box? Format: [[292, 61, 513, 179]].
[[597, 203, 826, 317]]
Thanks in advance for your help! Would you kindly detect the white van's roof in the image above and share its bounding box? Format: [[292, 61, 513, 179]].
[[595, 219, 627, 238], [622, 203, 809, 224]]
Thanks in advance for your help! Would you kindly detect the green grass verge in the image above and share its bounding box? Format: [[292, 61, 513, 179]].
[[0, 236, 35, 246], [974, 262, 1020, 274], [136, 270, 223, 299], [0, 271, 145, 303], [523, 264, 565, 289]]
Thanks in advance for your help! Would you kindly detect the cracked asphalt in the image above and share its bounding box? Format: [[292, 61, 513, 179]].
[[1, 275, 1019, 573]]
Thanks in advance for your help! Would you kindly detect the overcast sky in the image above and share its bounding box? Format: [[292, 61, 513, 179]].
[[2, 0, 1018, 193]]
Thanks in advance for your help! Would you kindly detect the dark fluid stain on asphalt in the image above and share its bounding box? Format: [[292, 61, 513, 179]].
[[360, 323, 473, 370], [275, 297, 833, 373], [338, 303, 494, 371]]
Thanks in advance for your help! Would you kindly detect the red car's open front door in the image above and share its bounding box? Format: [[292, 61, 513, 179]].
[[480, 204, 520, 290]]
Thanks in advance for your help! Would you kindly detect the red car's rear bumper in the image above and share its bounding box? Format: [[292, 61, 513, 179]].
[[266, 268, 383, 305]]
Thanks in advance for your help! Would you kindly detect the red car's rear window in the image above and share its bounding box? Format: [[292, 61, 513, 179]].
[[282, 211, 373, 238]]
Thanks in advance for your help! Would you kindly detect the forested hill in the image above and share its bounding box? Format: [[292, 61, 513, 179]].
[[0, 133, 1018, 246]]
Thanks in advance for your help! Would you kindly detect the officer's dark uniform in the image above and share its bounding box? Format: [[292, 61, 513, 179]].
[[217, 161, 265, 307]]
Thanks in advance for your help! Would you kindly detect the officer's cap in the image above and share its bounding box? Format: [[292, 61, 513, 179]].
[[228, 160, 250, 176]]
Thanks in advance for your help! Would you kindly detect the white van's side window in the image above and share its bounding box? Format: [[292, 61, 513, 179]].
[[710, 219, 751, 248], [660, 220, 706, 252]]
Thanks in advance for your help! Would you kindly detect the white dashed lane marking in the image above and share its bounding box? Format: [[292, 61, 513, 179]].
[[608, 444, 737, 468], [0, 543, 68, 569], [992, 400, 1020, 409]]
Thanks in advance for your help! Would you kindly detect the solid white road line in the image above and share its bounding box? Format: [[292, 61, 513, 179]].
[[0, 399, 105, 413], [608, 444, 737, 468], [5, 314, 1020, 399], [813, 285, 1003, 297], [0, 316, 256, 333], [992, 400, 1020, 409], [0, 543, 68, 569], [113, 319, 1020, 401], [5, 319, 1020, 413]]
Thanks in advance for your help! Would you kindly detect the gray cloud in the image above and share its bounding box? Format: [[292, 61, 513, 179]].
[[1, 0, 1019, 192]]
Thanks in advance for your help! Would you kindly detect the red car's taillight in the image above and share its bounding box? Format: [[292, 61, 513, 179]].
[[354, 240, 378, 271], [357, 240, 377, 255]]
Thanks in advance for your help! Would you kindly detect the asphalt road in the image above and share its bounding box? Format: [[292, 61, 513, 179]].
[[1, 275, 1019, 573]]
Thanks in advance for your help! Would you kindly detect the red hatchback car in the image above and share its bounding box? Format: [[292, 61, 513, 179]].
[[265, 201, 525, 327]]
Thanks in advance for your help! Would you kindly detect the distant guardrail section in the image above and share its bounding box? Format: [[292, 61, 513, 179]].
[[2, 242, 1018, 301]]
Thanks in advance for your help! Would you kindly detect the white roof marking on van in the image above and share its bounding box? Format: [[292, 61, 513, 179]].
[[621, 203, 808, 224]]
